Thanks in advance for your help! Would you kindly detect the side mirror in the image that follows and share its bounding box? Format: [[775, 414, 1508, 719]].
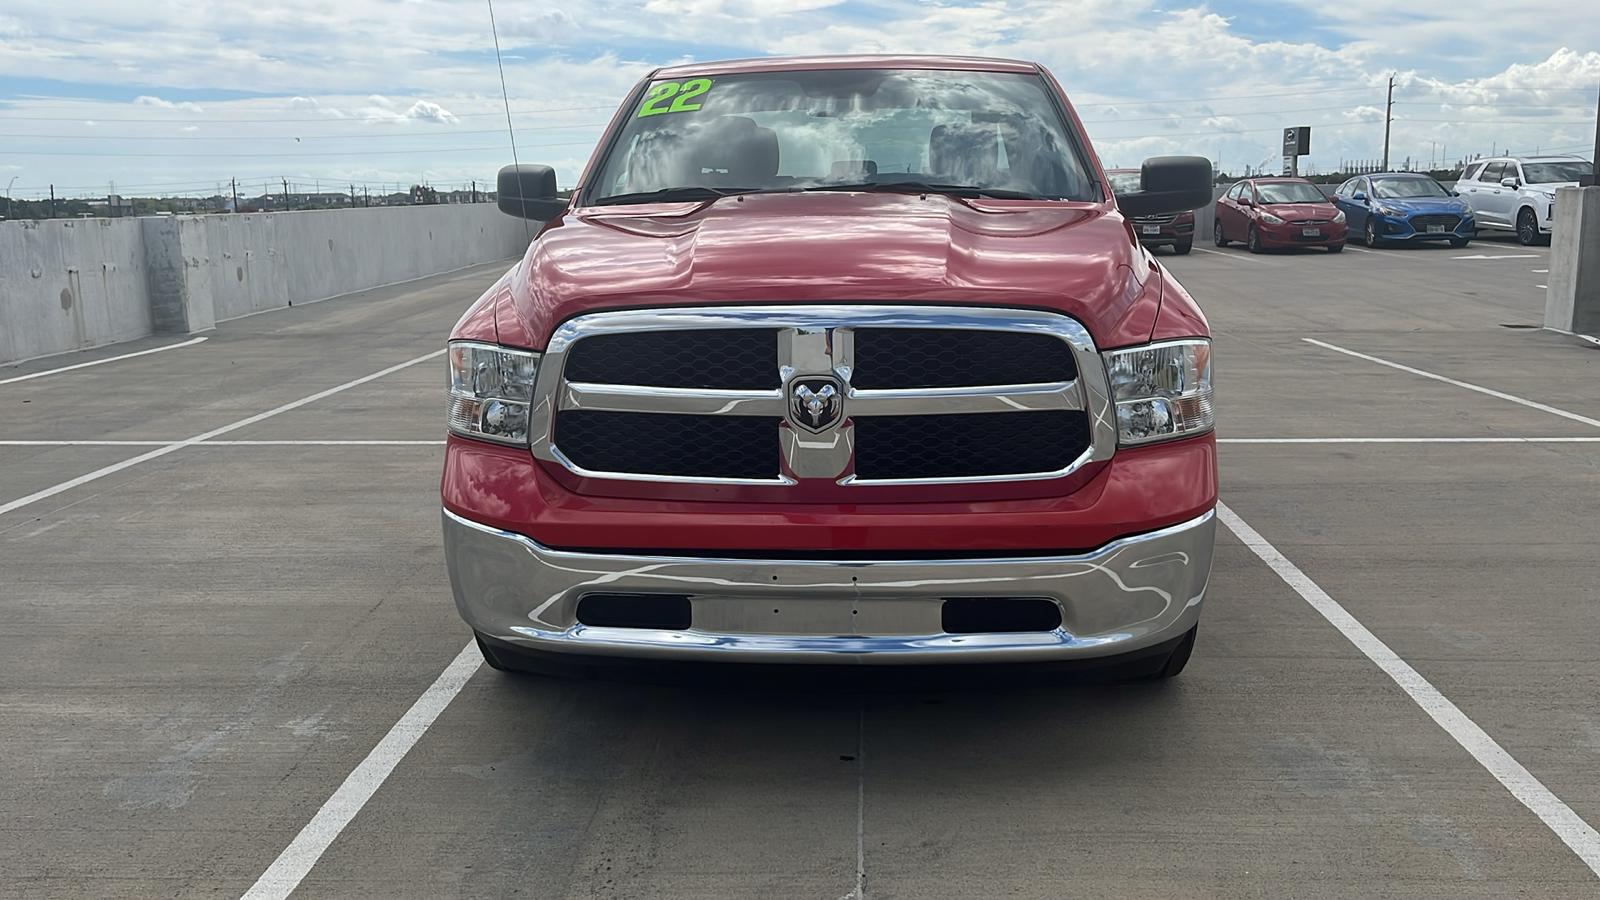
[[1449, 190, 1460, 197], [1352, 191, 1366, 201], [1500, 177, 1519, 190], [1115, 156, 1214, 217], [498, 165, 567, 220], [1238, 197, 1254, 207]]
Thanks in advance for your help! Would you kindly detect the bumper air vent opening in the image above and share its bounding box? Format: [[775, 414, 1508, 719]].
[[941, 597, 1062, 634], [576, 593, 693, 630]]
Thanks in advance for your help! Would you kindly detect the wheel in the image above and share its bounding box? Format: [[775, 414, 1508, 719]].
[[1364, 217, 1385, 248], [1516, 208, 1545, 246], [1247, 224, 1263, 253], [1172, 239, 1193, 255], [1327, 243, 1344, 253], [1153, 625, 1198, 679], [1213, 219, 1229, 247]]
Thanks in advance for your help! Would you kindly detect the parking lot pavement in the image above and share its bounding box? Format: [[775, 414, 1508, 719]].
[[3, 245, 1599, 897]]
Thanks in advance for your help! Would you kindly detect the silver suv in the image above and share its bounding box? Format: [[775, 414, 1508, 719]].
[[1456, 155, 1593, 245]]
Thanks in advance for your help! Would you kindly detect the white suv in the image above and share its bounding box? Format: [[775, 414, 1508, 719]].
[[1456, 156, 1593, 245]]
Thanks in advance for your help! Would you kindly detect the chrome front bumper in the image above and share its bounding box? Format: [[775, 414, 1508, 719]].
[[443, 508, 1215, 665]]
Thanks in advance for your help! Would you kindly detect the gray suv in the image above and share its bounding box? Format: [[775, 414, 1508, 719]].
[[1456, 155, 1593, 245]]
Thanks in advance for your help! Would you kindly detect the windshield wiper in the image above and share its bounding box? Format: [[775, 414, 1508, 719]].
[[593, 186, 755, 206], [800, 181, 1045, 200]]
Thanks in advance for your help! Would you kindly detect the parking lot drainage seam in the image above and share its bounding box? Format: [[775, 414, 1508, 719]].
[[1303, 338, 1600, 429], [0, 349, 446, 521], [240, 641, 482, 900], [1216, 502, 1600, 879], [0, 336, 208, 386]]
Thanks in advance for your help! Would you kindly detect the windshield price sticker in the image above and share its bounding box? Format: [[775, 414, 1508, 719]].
[[637, 79, 712, 117]]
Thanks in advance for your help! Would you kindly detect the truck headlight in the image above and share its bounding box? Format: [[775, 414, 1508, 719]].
[[447, 341, 540, 446], [1104, 339, 1214, 446]]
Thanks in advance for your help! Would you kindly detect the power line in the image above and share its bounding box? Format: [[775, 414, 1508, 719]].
[[0, 141, 598, 158], [1, 123, 607, 142], [0, 105, 619, 124]]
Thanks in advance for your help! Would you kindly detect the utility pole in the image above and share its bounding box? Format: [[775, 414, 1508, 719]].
[[1588, 80, 1600, 186], [282, 177, 290, 210], [1381, 75, 1395, 173], [231, 177, 239, 213], [472, 179, 477, 203], [349, 184, 356, 207], [50, 184, 56, 219]]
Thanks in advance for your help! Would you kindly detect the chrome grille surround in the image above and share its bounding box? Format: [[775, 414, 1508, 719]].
[[529, 306, 1117, 487]]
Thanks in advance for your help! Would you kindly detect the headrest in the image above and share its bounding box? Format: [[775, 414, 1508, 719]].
[[830, 159, 878, 178]]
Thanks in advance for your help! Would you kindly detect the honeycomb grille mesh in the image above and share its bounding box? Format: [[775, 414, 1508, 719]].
[[853, 411, 1090, 480], [564, 329, 778, 390], [556, 410, 780, 480], [851, 329, 1077, 389]]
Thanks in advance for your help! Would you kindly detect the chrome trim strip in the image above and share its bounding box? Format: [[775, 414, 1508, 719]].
[[562, 382, 785, 417], [444, 507, 1215, 664], [531, 306, 1118, 486], [847, 381, 1083, 416]]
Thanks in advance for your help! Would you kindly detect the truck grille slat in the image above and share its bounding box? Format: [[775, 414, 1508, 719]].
[[852, 329, 1077, 389], [564, 329, 778, 390], [853, 411, 1090, 480], [556, 410, 781, 480]]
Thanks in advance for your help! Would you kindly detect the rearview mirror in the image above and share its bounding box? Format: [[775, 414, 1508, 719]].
[[1116, 156, 1214, 217], [498, 165, 567, 220]]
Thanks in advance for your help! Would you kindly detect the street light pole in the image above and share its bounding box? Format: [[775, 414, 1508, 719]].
[[4, 176, 14, 220], [1381, 75, 1395, 172]]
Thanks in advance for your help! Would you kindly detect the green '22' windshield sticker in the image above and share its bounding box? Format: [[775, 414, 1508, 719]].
[[636, 79, 712, 117]]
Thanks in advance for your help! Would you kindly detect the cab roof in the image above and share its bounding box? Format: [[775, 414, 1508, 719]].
[[653, 55, 1039, 79]]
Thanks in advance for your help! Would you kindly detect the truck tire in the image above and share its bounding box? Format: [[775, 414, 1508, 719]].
[[1153, 625, 1198, 679]]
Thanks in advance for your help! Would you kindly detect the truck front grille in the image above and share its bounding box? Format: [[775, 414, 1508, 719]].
[[536, 306, 1115, 488]]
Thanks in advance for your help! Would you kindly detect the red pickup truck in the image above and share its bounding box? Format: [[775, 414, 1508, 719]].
[[442, 55, 1218, 679]]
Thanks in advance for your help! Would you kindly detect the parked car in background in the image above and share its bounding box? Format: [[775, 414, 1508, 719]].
[[1213, 177, 1346, 253], [1108, 168, 1194, 253], [1456, 156, 1594, 245], [1332, 173, 1475, 248]]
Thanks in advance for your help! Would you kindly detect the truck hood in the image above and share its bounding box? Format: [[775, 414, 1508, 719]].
[[497, 191, 1160, 349]]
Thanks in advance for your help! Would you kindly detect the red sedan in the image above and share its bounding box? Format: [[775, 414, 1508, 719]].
[[1213, 177, 1346, 253]]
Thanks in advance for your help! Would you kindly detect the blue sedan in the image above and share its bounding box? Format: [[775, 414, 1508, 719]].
[[1332, 173, 1476, 248]]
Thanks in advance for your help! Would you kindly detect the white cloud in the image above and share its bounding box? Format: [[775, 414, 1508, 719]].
[[135, 95, 203, 112], [405, 100, 459, 123]]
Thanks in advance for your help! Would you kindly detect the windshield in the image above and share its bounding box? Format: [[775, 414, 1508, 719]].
[[591, 69, 1094, 204], [1371, 177, 1449, 199], [1521, 161, 1593, 185], [1254, 182, 1328, 204], [1106, 172, 1141, 194]]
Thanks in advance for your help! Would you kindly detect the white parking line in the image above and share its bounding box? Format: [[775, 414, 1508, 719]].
[[1216, 502, 1600, 878], [1221, 437, 1600, 444], [240, 641, 482, 900], [1303, 338, 1600, 429], [0, 337, 209, 386], [1190, 246, 1269, 264], [1452, 254, 1541, 260], [0, 440, 444, 446], [0, 350, 446, 520], [1343, 246, 1376, 254]]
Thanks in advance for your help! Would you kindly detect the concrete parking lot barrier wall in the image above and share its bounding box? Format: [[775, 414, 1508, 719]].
[[1544, 186, 1600, 337], [1, 204, 536, 365]]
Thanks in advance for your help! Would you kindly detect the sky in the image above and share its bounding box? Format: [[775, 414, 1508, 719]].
[[1, 0, 1597, 201]]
